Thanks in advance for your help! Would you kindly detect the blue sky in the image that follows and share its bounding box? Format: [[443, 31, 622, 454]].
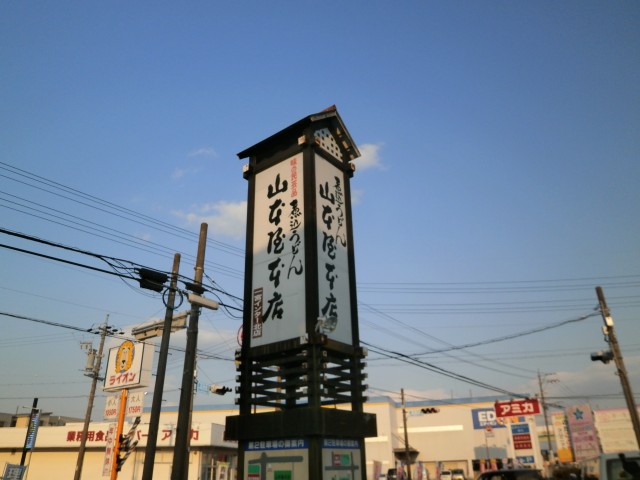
[[1, 2, 639, 419]]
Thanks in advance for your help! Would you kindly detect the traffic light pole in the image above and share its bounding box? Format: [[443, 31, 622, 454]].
[[141, 253, 181, 480], [172, 223, 208, 480], [596, 286, 640, 449]]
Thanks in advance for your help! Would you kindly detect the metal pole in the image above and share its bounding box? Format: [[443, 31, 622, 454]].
[[401, 388, 412, 480], [110, 388, 128, 480], [172, 223, 208, 480], [142, 253, 181, 480], [74, 315, 110, 480], [20, 398, 38, 466], [596, 286, 640, 449]]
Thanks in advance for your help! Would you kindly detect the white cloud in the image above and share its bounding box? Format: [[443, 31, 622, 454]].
[[188, 147, 218, 158], [173, 200, 247, 240], [515, 355, 640, 410], [172, 168, 189, 180], [354, 143, 385, 171], [350, 188, 364, 205]]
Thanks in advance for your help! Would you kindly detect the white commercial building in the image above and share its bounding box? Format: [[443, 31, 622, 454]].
[[0, 395, 560, 480]]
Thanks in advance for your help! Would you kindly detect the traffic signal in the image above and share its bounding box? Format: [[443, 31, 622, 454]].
[[591, 350, 614, 364], [116, 417, 140, 471], [136, 268, 168, 292], [209, 384, 232, 395], [421, 407, 440, 414]]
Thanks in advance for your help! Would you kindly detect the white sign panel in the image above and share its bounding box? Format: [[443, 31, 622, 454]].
[[322, 438, 362, 480], [251, 154, 306, 348], [102, 423, 116, 477], [566, 404, 600, 461], [315, 154, 352, 344], [103, 340, 153, 392], [126, 390, 145, 418], [104, 395, 119, 420]]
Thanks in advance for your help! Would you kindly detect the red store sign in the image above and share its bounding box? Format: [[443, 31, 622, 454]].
[[494, 399, 541, 418]]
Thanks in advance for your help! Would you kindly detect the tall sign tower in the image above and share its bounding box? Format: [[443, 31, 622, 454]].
[[225, 106, 377, 479]]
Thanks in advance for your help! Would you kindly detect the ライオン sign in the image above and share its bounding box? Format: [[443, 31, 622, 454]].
[[103, 340, 153, 392]]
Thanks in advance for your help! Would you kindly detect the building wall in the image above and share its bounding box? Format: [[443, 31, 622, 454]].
[[5, 397, 635, 480]]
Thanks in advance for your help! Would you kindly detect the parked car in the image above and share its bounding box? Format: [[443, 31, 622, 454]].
[[441, 470, 453, 480], [477, 469, 544, 480], [387, 468, 398, 480], [452, 469, 466, 480]]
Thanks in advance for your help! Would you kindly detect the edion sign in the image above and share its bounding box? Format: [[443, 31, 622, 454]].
[[494, 398, 541, 418]]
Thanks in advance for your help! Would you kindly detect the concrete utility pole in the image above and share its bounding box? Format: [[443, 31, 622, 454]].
[[595, 286, 640, 449], [537, 371, 555, 468], [141, 253, 181, 480], [74, 315, 110, 480], [172, 223, 208, 480], [401, 388, 412, 480]]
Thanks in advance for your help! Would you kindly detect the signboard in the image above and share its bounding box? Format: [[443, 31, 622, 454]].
[[315, 154, 352, 344], [24, 410, 40, 449], [104, 395, 119, 420], [511, 423, 532, 450], [216, 462, 229, 480], [251, 154, 306, 348], [244, 438, 308, 479], [321, 438, 361, 480], [566, 404, 600, 461], [104, 391, 145, 420], [126, 391, 145, 418], [495, 398, 540, 418], [102, 423, 116, 477], [551, 412, 574, 463], [472, 408, 506, 429], [3, 464, 26, 480], [103, 340, 153, 392], [595, 408, 640, 453]]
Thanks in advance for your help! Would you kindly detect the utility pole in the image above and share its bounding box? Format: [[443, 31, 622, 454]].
[[401, 388, 412, 480], [595, 286, 640, 450], [172, 223, 208, 480], [142, 253, 181, 480], [74, 315, 111, 480], [537, 371, 555, 469]]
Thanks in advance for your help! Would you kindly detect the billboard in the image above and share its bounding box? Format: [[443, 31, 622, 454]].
[[472, 408, 507, 429], [566, 404, 600, 461], [250, 154, 306, 348], [495, 399, 541, 418], [103, 340, 153, 392], [551, 412, 574, 463], [315, 154, 352, 344]]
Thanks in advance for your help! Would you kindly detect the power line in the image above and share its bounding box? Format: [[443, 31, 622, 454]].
[[362, 340, 531, 399], [410, 312, 599, 355], [0, 227, 244, 310]]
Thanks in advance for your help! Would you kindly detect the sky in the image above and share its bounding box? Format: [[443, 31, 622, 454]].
[[1, 1, 639, 421]]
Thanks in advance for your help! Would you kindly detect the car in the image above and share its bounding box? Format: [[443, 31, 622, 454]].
[[441, 470, 453, 480], [477, 469, 544, 480], [387, 468, 398, 480], [452, 469, 466, 480]]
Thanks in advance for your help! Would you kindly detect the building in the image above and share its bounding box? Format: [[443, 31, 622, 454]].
[[2, 395, 637, 479], [0, 394, 559, 480]]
